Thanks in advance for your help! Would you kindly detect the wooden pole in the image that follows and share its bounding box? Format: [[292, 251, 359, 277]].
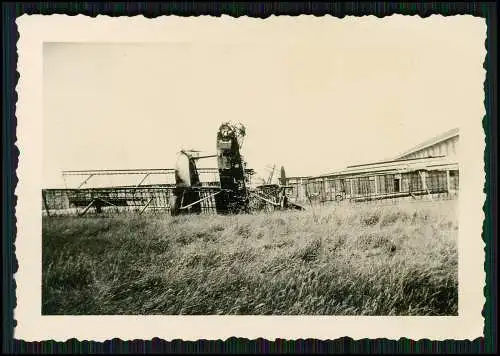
[[42, 190, 51, 217], [96, 197, 117, 207], [323, 177, 328, 201], [77, 174, 94, 189], [250, 192, 280, 207], [446, 170, 451, 192], [180, 190, 222, 210], [135, 173, 151, 188], [79, 199, 95, 216], [139, 197, 154, 215]]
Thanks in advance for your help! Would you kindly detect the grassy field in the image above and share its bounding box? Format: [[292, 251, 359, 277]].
[[42, 199, 458, 315]]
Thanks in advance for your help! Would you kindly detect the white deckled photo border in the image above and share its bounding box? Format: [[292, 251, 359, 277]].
[[14, 14, 486, 341]]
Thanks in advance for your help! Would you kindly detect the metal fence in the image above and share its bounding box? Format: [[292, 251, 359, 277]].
[[290, 169, 459, 205], [43, 168, 460, 217], [42, 186, 221, 217]]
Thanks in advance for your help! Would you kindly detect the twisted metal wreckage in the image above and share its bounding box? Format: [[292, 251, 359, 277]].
[[42, 122, 457, 217], [170, 122, 304, 216], [42, 122, 304, 217]]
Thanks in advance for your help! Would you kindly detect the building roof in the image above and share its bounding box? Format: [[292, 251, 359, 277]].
[[394, 127, 459, 160], [285, 128, 460, 182], [314, 155, 458, 179]]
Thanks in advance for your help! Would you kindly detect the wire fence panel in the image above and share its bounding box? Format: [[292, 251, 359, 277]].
[[286, 169, 459, 206], [42, 186, 222, 217], [43, 168, 459, 217]]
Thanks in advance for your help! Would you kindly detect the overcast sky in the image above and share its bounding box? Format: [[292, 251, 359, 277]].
[[43, 16, 485, 188]]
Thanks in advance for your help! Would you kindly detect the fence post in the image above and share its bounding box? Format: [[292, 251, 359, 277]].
[[42, 190, 51, 217], [446, 170, 451, 195]]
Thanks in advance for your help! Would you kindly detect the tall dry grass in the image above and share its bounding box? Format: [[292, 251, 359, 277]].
[[42, 199, 458, 315]]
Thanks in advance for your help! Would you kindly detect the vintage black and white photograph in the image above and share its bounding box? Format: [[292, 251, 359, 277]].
[[15, 14, 486, 341]]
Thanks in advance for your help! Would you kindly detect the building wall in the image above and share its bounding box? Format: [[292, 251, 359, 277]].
[[287, 168, 459, 204], [398, 135, 459, 160], [285, 132, 460, 204], [296, 170, 458, 201], [286, 177, 308, 201]]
